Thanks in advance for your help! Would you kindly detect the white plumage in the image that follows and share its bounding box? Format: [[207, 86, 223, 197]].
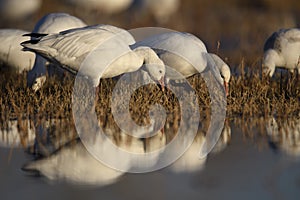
[[22, 25, 165, 88], [26, 13, 87, 91], [263, 28, 300, 77], [32, 13, 87, 34], [0, 29, 35, 72], [134, 31, 231, 95]]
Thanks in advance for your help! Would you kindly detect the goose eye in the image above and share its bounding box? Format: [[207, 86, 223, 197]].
[[159, 70, 163, 74]]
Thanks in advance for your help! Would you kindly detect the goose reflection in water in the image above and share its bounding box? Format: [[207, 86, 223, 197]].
[[0, 119, 76, 150], [21, 117, 229, 185], [266, 117, 300, 158], [168, 124, 231, 174], [22, 119, 167, 186], [23, 139, 126, 186], [0, 119, 35, 148]]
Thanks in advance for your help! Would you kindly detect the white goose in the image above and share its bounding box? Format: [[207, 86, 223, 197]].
[[263, 28, 300, 77], [27, 13, 87, 92], [22, 25, 165, 89], [133, 31, 231, 95], [0, 29, 35, 72]]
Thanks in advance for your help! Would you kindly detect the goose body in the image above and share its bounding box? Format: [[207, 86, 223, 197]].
[[0, 29, 35, 72], [134, 32, 231, 95], [33, 13, 87, 34], [134, 32, 208, 77], [27, 13, 87, 91], [22, 25, 165, 87], [263, 28, 300, 77]]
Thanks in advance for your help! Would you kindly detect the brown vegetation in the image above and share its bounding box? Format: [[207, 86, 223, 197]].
[[0, 63, 299, 126], [0, 0, 300, 147]]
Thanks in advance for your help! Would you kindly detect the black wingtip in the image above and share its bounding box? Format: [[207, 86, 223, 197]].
[[22, 33, 48, 46], [20, 40, 32, 46], [20, 37, 42, 47], [21, 46, 32, 52], [23, 33, 48, 38], [22, 33, 32, 37]]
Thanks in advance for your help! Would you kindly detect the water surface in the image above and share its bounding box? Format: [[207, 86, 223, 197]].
[[0, 118, 299, 200]]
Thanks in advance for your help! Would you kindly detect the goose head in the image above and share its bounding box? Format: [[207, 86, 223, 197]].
[[220, 64, 231, 96], [262, 49, 285, 77], [133, 46, 165, 90], [209, 53, 231, 96]]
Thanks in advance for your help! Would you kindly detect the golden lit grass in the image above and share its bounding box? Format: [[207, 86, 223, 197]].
[[227, 65, 300, 117], [1, 0, 300, 156], [1, 64, 299, 154], [0, 62, 299, 128], [0, 70, 74, 121]]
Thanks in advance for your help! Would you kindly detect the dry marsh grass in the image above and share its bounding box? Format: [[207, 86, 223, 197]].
[[1, 65, 299, 156], [1, 0, 300, 158], [0, 61, 299, 128], [1, 0, 299, 123], [228, 74, 300, 117]]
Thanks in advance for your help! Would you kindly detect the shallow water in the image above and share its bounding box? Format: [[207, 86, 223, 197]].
[[0, 118, 300, 200]]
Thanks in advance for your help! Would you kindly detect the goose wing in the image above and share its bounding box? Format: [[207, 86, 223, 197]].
[[264, 28, 300, 52], [22, 25, 133, 74]]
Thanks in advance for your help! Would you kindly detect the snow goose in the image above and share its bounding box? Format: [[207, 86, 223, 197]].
[[134, 31, 231, 95], [133, 31, 228, 158], [263, 28, 300, 77], [22, 25, 165, 89], [209, 53, 231, 93], [0, 29, 35, 72], [27, 13, 87, 92]]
